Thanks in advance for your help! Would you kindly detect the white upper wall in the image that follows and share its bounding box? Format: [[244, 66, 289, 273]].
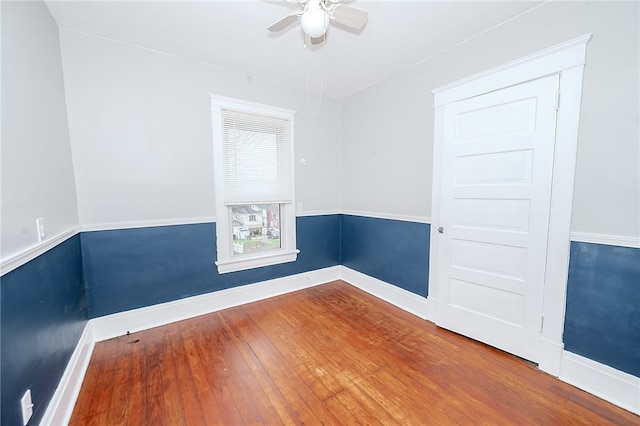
[[59, 30, 342, 228], [1, 1, 79, 259], [5, 1, 636, 243], [341, 1, 639, 239]]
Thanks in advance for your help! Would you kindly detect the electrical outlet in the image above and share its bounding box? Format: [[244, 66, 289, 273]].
[[20, 389, 33, 425], [296, 202, 303, 212], [36, 218, 45, 243]]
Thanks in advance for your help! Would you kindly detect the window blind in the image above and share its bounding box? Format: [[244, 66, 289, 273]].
[[221, 109, 292, 205]]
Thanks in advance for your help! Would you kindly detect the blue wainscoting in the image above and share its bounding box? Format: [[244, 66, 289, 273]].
[[1, 235, 87, 426], [340, 214, 430, 297], [82, 215, 341, 318], [564, 241, 640, 377]]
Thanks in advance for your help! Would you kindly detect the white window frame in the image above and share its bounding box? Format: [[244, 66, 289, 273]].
[[210, 95, 298, 274]]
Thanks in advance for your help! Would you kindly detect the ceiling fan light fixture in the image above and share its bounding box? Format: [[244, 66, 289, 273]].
[[268, 0, 368, 38], [300, 6, 330, 38]]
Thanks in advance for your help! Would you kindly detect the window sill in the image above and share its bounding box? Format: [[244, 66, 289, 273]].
[[215, 249, 300, 274]]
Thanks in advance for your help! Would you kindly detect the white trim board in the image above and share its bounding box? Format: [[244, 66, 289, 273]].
[[91, 266, 341, 342], [432, 34, 592, 106], [340, 266, 431, 320], [43, 266, 431, 424], [341, 210, 431, 224], [82, 211, 430, 232], [570, 232, 640, 249], [90, 266, 432, 343], [41, 266, 638, 423], [76, 217, 640, 244], [295, 209, 341, 217], [39, 323, 95, 426], [560, 351, 640, 415], [5, 215, 636, 278], [80, 216, 217, 233], [0, 226, 81, 276], [41, 267, 340, 424]]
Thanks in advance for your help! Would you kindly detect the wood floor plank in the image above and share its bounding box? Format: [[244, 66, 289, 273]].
[[238, 300, 344, 425], [126, 332, 148, 426], [178, 325, 227, 425], [68, 336, 107, 425], [166, 324, 208, 426], [70, 280, 640, 426], [143, 330, 170, 425], [291, 285, 471, 423], [105, 335, 132, 425], [217, 309, 303, 425], [233, 309, 329, 425], [209, 312, 274, 425], [71, 334, 124, 426], [191, 315, 246, 425], [157, 326, 187, 426]]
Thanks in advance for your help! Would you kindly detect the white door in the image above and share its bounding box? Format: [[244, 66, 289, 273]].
[[435, 75, 560, 363]]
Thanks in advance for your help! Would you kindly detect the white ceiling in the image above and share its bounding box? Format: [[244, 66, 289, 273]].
[[45, 1, 546, 99]]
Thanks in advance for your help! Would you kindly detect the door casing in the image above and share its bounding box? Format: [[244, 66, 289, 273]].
[[429, 34, 592, 376]]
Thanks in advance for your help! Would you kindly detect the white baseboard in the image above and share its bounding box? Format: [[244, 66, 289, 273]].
[[90, 265, 432, 342], [341, 268, 640, 416], [40, 267, 638, 424], [339, 266, 431, 320], [91, 266, 342, 342], [40, 322, 95, 426], [538, 337, 564, 376], [560, 351, 640, 415]]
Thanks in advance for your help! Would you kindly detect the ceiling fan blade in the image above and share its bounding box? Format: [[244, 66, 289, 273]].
[[331, 4, 367, 30], [267, 13, 301, 32]]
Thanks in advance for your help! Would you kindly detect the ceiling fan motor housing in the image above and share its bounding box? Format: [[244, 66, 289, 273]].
[[267, 0, 367, 37], [300, 1, 330, 38]]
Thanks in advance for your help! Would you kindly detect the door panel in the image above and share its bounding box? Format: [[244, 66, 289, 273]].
[[450, 239, 528, 279], [455, 98, 537, 140], [452, 199, 531, 232], [453, 150, 534, 185], [436, 75, 559, 362], [448, 279, 524, 325]]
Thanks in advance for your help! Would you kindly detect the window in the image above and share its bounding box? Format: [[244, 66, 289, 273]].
[[211, 95, 298, 273]]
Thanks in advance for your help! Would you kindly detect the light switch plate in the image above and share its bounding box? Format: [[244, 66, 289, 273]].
[[36, 218, 45, 243]]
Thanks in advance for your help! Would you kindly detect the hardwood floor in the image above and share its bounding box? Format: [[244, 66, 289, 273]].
[[70, 280, 638, 425]]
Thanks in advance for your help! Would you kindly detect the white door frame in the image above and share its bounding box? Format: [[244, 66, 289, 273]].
[[429, 34, 592, 376]]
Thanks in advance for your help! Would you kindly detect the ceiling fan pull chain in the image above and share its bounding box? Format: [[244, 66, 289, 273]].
[[304, 31, 326, 114]]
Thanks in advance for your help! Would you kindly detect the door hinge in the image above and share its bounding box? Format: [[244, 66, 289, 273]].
[[555, 90, 561, 111], [539, 316, 544, 332]]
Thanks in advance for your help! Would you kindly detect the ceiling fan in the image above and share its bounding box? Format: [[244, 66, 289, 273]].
[[268, 0, 368, 39]]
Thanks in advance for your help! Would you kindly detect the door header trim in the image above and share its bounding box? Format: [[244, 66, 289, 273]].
[[432, 33, 592, 107]]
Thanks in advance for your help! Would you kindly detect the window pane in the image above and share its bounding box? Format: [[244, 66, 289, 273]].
[[231, 204, 281, 256]]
